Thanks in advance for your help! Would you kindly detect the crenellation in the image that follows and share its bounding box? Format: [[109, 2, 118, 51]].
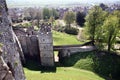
[[39, 23, 52, 34]]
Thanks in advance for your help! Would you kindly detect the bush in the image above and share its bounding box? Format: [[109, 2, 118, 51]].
[[61, 51, 120, 80], [61, 51, 94, 70], [23, 17, 32, 21], [22, 23, 32, 27], [93, 52, 120, 80], [64, 27, 79, 35]]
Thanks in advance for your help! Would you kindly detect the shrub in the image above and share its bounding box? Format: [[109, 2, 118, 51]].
[[23, 17, 32, 21], [61, 51, 120, 80], [64, 27, 79, 35], [22, 23, 32, 27], [93, 52, 120, 80]]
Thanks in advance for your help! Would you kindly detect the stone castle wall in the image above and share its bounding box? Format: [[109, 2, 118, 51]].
[[0, 0, 26, 80], [0, 49, 14, 80], [17, 35, 39, 58]]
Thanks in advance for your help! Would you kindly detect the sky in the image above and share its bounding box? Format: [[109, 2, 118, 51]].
[[6, 0, 120, 7]]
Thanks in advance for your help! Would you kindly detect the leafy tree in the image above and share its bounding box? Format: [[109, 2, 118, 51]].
[[49, 16, 55, 25], [23, 8, 36, 21], [35, 9, 42, 27], [103, 13, 119, 52], [113, 10, 120, 28], [43, 8, 50, 20], [50, 8, 59, 19], [113, 10, 120, 39], [63, 11, 75, 28], [76, 11, 86, 27], [99, 3, 108, 10], [85, 6, 107, 44], [27, 7, 36, 21]]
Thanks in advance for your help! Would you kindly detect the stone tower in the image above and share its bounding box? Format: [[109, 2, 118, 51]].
[[38, 23, 54, 67], [0, 0, 26, 80]]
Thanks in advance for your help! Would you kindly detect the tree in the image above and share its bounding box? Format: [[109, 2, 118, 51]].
[[85, 6, 107, 43], [43, 8, 50, 20], [50, 8, 59, 19], [113, 10, 120, 28], [103, 13, 119, 52], [99, 3, 108, 10], [49, 16, 55, 25], [23, 7, 36, 21], [63, 11, 75, 28], [76, 11, 86, 27], [35, 8, 42, 27]]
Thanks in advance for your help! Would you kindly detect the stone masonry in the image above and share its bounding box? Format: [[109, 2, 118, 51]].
[[0, 48, 15, 80], [0, 0, 26, 80], [38, 23, 54, 67]]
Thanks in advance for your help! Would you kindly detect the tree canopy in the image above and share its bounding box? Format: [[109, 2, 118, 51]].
[[85, 6, 107, 42], [76, 11, 86, 27], [43, 8, 50, 20], [103, 13, 120, 52], [63, 11, 75, 28]]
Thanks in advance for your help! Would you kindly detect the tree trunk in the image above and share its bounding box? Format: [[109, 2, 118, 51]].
[[108, 35, 112, 52], [37, 18, 39, 28], [0, 0, 26, 80], [67, 23, 71, 29], [91, 26, 95, 46]]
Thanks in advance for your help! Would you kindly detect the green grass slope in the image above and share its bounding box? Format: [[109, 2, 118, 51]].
[[62, 51, 120, 80], [53, 31, 83, 45], [62, 51, 95, 71], [24, 67, 104, 80]]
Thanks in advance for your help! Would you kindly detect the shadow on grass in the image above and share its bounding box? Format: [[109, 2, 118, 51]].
[[23, 58, 56, 73], [23, 51, 120, 80], [60, 51, 94, 67], [23, 52, 94, 73], [59, 51, 120, 80]]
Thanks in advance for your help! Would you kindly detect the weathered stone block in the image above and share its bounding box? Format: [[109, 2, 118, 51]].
[[3, 71, 14, 80], [40, 51, 54, 57], [38, 34, 53, 43], [39, 44, 53, 51], [40, 57, 54, 66], [0, 70, 7, 79]]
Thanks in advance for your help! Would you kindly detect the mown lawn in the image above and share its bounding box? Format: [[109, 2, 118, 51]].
[[24, 67, 104, 80], [53, 31, 83, 45]]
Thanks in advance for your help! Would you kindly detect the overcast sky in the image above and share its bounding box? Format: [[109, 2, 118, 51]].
[[6, 0, 119, 4], [6, 0, 119, 7]]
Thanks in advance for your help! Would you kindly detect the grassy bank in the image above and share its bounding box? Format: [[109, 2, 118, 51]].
[[53, 31, 83, 45], [62, 51, 120, 80], [24, 60, 105, 80], [24, 31, 106, 80], [24, 67, 104, 80]]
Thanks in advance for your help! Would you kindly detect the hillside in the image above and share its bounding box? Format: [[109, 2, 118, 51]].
[[53, 31, 83, 45]]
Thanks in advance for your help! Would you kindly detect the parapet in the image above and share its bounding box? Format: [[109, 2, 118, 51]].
[[39, 23, 52, 34]]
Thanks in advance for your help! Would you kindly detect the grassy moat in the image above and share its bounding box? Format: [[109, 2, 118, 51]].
[[24, 31, 120, 80], [24, 31, 105, 80]]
